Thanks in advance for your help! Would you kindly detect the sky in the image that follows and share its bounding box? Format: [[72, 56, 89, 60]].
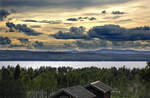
[[0, 0, 150, 51]]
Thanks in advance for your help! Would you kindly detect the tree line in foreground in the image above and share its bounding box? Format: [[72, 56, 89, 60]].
[[0, 62, 150, 98]]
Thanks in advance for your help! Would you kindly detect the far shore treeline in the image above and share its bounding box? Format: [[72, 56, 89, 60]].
[[0, 62, 150, 98]]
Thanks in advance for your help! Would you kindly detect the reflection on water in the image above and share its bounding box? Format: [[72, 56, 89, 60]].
[[0, 61, 147, 69]]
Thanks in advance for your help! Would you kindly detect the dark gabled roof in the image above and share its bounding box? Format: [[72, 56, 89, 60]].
[[87, 81, 112, 93], [50, 85, 96, 98]]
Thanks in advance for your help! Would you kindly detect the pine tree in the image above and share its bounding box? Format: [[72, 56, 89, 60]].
[[14, 64, 21, 80]]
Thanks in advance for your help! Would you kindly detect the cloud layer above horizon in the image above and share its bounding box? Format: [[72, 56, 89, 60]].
[[0, 0, 150, 51], [1, 0, 130, 8]]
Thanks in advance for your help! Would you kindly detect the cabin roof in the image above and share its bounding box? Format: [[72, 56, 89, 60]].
[[50, 85, 96, 98], [87, 81, 112, 93]]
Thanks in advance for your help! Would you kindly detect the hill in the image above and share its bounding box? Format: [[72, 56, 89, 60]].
[[0, 49, 150, 61]]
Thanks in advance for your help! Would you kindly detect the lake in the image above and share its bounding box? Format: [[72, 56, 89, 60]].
[[0, 61, 147, 69]]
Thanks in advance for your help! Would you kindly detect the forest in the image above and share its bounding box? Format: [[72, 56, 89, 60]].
[[0, 62, 150, 98]]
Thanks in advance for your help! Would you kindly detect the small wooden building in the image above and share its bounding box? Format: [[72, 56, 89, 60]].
[[85, 81, 112, 98], [50, 85, 96, 98], [50, 81, 112, 98]]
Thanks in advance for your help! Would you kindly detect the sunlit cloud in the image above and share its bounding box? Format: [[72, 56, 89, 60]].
[[0, 0, 150, 51]]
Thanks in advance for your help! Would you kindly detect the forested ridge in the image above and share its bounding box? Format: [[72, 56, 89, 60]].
[[0, 62, 150, 98]]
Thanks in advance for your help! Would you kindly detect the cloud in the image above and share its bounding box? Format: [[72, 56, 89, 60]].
[[10, 9, 17, 13], [23, 19, 62, 24], [89, 17, 96, 21], [33, 41, 43, 48], [78, 17, 88, 19], [14, 38, 44, 49], [38, 20, 62, 24], [23, 19, 38, 22], [132, 26, 150, 30], [52, 24, 150, 41], [101, 10, 106, 14], [6, 22, 42, 36], [78, 17, 96, 21], [8, 44, 24, 48], [30, 25, 41, 28], [103, 16, 122, 20], [112, 11, 125, 15], [67, 18, 78, 21], [0, 36, 11, 45], [48, 21, 62, 24], [70, 26, 85, 33], [1, 0, 131, 9], [66, 17, 96, 22], [88, 25, 150, 41], [52, 27, 68, 31], [75, 38, 150, 50], [75, 39, 108, 49], [52, 26, 89, 39], [112, 16, 122, 19], [18, 38, 30, 47], [117, 19, 132, 22], [18, 38, 29, 43], [0, 9, 10, 21], [84, 13, 100, 16]]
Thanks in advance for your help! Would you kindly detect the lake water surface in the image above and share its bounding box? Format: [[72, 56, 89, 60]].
[[0, 61, 147, 69]]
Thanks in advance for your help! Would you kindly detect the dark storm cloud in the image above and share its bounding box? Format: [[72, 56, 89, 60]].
[[67, 17, 96, 22], [67, 18, 78, 21], [17, 38, 44, 48], [23, 19, 62, 24], [52, 26, 89, 39], [101, 10, 107, 14], [88, 25, 150, 41], [0, 9, 10, 21], [89, 17, 96, 21], [23, 20, 38, 22], [1, 0, 131, 8], [1, 0, 49, 7], [18, 38, 29, 43], [132, 26, 150, 30], [18, 38, 30, 46], [38, 20, 62, 24], [78, 17, 88, 19], [52, 24, 150, 41], [6, 22, 42, 36], [0, 36, 11, 45], [8, 44, 24, 48], [75, 39, 150, 49], [75, 39, 109, 49], [33, 41, 44, 48], [112, 11, 125, 15]]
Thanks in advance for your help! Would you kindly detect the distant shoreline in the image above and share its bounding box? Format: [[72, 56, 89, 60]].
[[0, 50, 150, 61]]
